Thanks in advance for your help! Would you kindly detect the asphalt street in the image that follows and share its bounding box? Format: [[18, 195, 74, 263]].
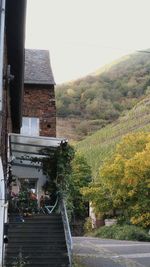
[[73, 237, 150, 267]]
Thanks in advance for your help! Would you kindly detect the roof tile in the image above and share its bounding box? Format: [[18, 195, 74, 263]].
[[24, 49, 55, 85]]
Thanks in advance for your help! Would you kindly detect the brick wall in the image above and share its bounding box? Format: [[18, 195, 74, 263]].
[[23, 85, 56, 137]]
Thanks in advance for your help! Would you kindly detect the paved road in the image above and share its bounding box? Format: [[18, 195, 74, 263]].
[[73, 237, 150, 267]]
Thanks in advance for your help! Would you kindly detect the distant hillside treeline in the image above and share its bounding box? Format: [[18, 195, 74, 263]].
[[56, 51, 150, 139]]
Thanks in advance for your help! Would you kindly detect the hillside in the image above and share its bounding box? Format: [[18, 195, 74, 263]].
[[76, 95, 150, 179], [56, 50, 150, 140]]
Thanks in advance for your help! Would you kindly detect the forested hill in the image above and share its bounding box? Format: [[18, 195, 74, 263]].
[[56, 50, 150, 140]]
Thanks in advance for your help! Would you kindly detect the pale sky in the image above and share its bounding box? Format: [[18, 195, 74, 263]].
[[26, 0, 150, 84]]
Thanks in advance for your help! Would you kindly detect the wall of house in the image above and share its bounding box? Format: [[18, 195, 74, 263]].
[[23, 85, 56, 137], [0, 36, 13, 267], [0, 39, 13, 172]]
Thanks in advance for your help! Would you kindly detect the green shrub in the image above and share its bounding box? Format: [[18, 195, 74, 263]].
[[117, 215, 130, 225], [84, 217, 93, 233], [91, 225, 150, 241]]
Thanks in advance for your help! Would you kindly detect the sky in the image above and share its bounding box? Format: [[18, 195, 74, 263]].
[[26, 0, 150, 84]]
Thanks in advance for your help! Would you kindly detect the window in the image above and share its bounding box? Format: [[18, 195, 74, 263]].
[[21, 117, 39, 136]]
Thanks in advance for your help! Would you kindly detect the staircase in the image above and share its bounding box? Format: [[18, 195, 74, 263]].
[[5, 214, 70, 267]]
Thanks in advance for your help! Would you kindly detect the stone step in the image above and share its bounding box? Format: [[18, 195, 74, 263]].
[[5, 214, 69, 267], [6, 249, 67, 257], [24, 215, 62, 221], [9, 214, 62, 221], [8, 229, 63, 234], [8, 231, 65, 237], [6, 243, 67, 249], [9, 220, 63, 225], [9, 214, 61, 218], [10, 217, 62, 221], [6, 248, 67, 255], [5, 263, 69, 267], [8, 241, 66, 247], [8, 224, 64, 230], [6, 255, 69, 260], [6, 256, 68, 266]]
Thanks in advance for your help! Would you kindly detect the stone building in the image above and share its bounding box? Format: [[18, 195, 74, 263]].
[[10, 50, 57, 209], [22, 49, 56, 137]]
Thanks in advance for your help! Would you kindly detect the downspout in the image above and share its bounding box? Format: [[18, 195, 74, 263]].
[[0, 158, 5, 267], [0, 1, 6, 266], [0, 0, 6, 112]]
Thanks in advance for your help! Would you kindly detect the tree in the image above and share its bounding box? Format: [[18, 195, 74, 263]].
[[39, 145, 92, 220], [82, 132, 150, 228], [69, 152, 92, 220]]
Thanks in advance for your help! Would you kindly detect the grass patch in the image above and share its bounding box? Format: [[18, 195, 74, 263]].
[[89, 225, 150, 241], [73, 256, 86, 267]]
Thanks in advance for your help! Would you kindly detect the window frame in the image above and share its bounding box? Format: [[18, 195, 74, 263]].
[[21, 117, 40, 136]]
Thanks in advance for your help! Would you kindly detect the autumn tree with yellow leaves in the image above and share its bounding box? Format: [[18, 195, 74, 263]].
[[82, 132, 150, 228]]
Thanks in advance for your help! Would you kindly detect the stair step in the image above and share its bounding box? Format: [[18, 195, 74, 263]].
[[21, 220, 63, 224], [6, 248, 67, 253], [9, 226, 63, 232], [9, 219, 62, 226], [9, 215, 62, 221], [6, 245, 67, 250], [5, 263, 69, 267], [6, 258, 69, 264], [25, 215, 62, 219], [8, 232, 65, 237], [8, 236, 65, 240], [6, 250, 67, 256], [6, 255, 68, 260], [9, 214, 61, 218], [24, 217, 62, 222], [5, 214, 70, 267], [6, 244, 67, 250], [8, 233, 64, 238], [9, 224, 63, 229], [5, 261, 69, 266]]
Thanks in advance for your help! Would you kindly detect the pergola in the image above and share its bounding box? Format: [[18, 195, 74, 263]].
[[9, 133, 68, 168]]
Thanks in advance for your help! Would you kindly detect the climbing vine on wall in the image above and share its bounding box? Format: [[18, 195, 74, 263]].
[[41, 142, 75, 194], [39, 142, 92, 219]]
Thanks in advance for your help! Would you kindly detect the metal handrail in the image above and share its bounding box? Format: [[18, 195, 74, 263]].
[[59, 195, 72, 267], [43, 196, 59, 214]]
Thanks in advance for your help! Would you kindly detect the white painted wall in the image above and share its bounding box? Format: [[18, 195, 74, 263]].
[[89, 202, 96, 229]]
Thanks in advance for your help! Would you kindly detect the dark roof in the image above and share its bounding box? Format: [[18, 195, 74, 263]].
[[24, 49, 55, 85]]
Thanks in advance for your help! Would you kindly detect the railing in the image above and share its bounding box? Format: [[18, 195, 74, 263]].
[[40, 196, 59, 215], [59, 194, 72, 267]]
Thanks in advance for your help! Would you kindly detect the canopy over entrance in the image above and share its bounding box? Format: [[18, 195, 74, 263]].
[[9, 133, 68, 168]]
